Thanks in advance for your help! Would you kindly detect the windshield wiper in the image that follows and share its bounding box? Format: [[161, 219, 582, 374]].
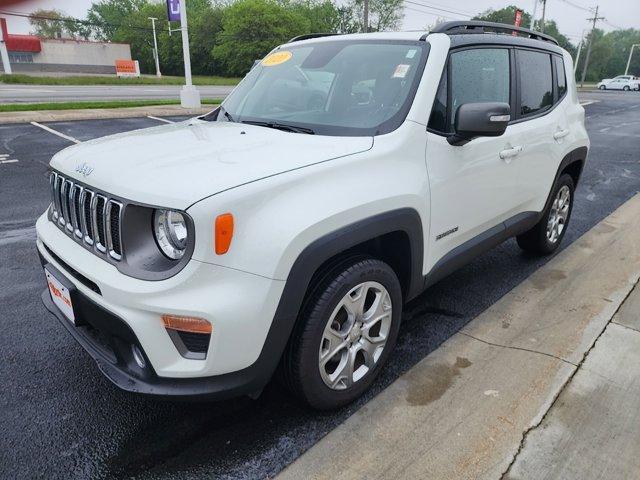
[[221, 107, 235, 123], [241, 120, 315, 135]]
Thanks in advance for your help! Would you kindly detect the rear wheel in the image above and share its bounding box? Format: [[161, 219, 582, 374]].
[[623, 85, 631, 91], [281, 257, 402, 410], [517, 174, 575, 255]]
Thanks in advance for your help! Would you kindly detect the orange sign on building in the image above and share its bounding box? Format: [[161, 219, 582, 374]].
[[115, 59, 140, 77]]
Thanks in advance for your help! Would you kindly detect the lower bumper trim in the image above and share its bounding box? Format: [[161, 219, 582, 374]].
[[40, 287, 268, 401]]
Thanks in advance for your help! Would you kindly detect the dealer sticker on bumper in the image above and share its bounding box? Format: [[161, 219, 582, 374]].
[[45, 268, 75, 324]]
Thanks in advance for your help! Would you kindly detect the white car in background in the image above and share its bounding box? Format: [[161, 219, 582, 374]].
[[597, 75, 640, 91]]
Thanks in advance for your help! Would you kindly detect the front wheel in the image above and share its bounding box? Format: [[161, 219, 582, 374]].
[[599, 85, 606, 90], [281, 257, 402, 410], [623, 85, 631, 91], [517, 174, 575, 255]]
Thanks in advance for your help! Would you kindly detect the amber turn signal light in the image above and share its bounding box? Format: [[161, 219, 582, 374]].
[[161, 314, 212, 334], [215, 213, 234, 255]]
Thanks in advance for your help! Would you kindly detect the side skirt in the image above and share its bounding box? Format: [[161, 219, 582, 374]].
[[423, 211, 540, 289]]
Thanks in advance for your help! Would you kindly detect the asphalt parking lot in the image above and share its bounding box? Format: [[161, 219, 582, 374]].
[[1, 90, 639, 479]]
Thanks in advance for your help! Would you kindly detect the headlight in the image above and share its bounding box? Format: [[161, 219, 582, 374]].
[[154, 209, 188, 260]]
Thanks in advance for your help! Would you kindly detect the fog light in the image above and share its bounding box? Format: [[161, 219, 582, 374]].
[[131, 344, 146, 369]]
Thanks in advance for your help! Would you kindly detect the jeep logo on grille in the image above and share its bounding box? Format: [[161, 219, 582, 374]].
[[75, 162, 94, 177]]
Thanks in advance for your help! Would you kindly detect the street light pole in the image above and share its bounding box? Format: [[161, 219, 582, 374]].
[[625, 44, 640, 76], [539, 0, 547, 33], [363, 0, 369, 33], [148, 17, 161, 78], [0, 19, 12, 75], [529, 0, 538, 29], [178, 0, 201, 108]]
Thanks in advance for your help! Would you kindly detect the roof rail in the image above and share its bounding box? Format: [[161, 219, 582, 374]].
[[425, 21, 559, 45], [288, 33, 338, 43]]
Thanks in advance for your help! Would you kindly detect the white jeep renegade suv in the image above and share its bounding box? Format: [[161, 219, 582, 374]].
[[38, 21, 589, 409]]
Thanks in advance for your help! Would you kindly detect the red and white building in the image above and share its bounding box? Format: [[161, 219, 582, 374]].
[[0, 17, 131, 74]]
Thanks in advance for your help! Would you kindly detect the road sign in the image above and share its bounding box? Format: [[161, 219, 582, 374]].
[[513, 9, 523, 36], [115, 59, 140, 77], [167, 0, 181, 22]]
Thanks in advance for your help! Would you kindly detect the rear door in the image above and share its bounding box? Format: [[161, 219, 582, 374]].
[[425, 46, 520, 267], [510, 49, 571, 213]]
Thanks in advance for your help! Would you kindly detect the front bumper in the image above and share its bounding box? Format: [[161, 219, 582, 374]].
[[36, 213, 287, 399], [40, 281, 267, 399]]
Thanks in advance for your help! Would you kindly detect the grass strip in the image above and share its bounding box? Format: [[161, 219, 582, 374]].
[[0, 74, 240, 86], [0, 99, 221, 112]]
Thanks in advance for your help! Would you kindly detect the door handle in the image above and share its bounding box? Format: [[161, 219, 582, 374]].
[[553, 129, 570, 140], [499, 145, 523, 161]]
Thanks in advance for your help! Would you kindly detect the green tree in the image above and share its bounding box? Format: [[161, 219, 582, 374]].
[[474, 5, 532, 28], [213, 0, 309, 76], [535, 19, 576, 57], [474, 6, 575, 56], [29, 8, 65, 38], [350, 0, 403, 32], [86, 0, 148, 40], [576, 28, 640, 81]]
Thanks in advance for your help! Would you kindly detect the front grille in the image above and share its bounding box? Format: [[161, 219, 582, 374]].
[[49, 172, 124, 262]]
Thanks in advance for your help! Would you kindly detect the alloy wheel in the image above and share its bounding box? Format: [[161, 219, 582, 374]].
[[547, 185, 571, 244], [318, 281, 392, 390]]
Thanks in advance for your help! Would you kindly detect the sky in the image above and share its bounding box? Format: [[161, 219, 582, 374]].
[[0, 0, 638, 46]]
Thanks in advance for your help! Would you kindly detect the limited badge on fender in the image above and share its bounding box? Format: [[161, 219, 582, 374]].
[[262, 51, 293, 67]]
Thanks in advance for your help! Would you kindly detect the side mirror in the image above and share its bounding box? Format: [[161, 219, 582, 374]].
[[448, 102, 511, 146]]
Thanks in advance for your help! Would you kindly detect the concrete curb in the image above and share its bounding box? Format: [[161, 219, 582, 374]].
[[277, 193, 640, 480], [0, 105, 215, 124]]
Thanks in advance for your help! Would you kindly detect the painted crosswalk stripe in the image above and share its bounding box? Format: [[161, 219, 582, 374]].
[[30, 121, 81, 144], [147, 115, 174, 124]]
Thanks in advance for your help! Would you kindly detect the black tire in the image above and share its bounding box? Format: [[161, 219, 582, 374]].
[[280, 257, 402, 410], [599, 85, 606, 90], [517, 173, 575, 255], [623, 85, 631, 91]]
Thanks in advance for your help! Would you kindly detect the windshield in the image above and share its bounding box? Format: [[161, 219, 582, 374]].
[[214, 40, 428, 136]]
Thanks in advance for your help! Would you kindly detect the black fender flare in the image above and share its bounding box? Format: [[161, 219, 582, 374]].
[[246, 208, 424, 390]]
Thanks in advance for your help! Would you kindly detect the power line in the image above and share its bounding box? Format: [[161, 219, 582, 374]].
[[557, 0, 593, 13], [403, 0, 472, 19], [403, 5, 457, 22], [0, 9, 156, 33]]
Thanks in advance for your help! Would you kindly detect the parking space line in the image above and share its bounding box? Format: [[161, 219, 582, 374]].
[[580, 100, 599, 106], [147, 115, 174, 124], [1, 159, 19, 164], [29, 121, 82, 144]]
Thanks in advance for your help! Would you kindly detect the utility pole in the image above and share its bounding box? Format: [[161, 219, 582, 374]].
[[177, 0, 200, 108], [625, 44, 640, 75], [574, 38, 584, 74], [363, 0, 369, 33], [148, 17, 161, 78], [529, 0, 538, 29], [539, 0, 547, 33], [580, 5, 604, 87], [0, 18, 12, 75]]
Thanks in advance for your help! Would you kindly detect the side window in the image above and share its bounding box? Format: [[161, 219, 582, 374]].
[[449, 48, 510, 131], [518, 50, 553, 117], [555, 56, 567, 98]]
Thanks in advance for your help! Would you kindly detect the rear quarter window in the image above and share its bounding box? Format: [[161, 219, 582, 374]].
[[555, 56, 567, 98]]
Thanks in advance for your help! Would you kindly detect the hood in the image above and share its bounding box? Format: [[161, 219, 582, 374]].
[[51, 119, 373, 209]]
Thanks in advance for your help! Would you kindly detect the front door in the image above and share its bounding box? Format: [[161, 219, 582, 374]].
[[425, 47, 521, 268]]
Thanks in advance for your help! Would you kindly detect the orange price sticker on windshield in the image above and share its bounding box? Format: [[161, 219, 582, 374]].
[[262, 51, 293, 67]]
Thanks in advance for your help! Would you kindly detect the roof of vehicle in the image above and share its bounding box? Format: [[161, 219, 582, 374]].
[[285, 21, 565, 55]]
